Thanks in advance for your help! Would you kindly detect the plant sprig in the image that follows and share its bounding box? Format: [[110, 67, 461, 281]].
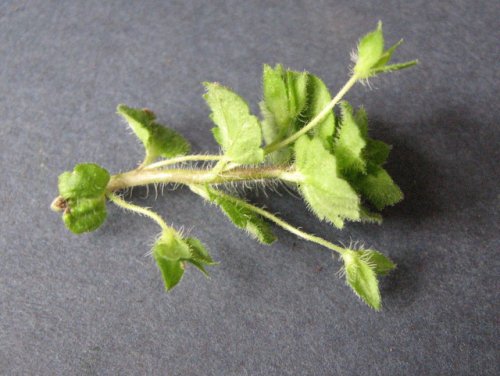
[[51, 22, 417, 310]]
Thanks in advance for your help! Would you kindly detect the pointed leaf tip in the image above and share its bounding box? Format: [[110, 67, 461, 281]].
[[117, 104, 190, 163], [359, 249, 396, 276], [353, 22, 416, 79], [342, 250, 382, 310], [153, 230, 216, 290], [354, 22, 385, 78]]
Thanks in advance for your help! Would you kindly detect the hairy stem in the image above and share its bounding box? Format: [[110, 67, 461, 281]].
[[264, 74, 359, 154], [106, 165, 301, 192], [191, 185, 346, 255], [107, 193, 171, 232], [143, 154, 224, 170]]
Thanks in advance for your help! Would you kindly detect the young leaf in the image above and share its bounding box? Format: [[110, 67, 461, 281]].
[[342, 249, 381, 310], [354, 164, 403, 211], [359, 207, 383, 224], [354, 22, 417, 79], [353, 21, 384, 79], [202, 186, 276, 244], [372, 39, 402, 69], [305, 74, 336, 149], [185, 237, 218, 275], [203, 82, 264, 164], [117, 104, 190, 162], [334, 102, 368, 174], [260, 65, 309, 163], [372, 61, 418, 74], [284, 69, 309, 124], [261, 66, 336, 155], [62, 197, 107, 234], [261, 64, 289, 142], [57, 163, 110, 234], [295, 135, 361, 228], [154, 254, 185, 291], [364, 139, 391, 166], [185, 237, 215, 264], [359, 249, 396, 276], [58, 163, 110, 199], [153, 230, 215, 291]]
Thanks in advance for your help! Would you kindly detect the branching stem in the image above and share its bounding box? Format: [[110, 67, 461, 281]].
[[106, 165, 301, 192]]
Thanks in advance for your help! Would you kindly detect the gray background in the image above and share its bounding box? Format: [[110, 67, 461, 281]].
[[0, 0, 498, 375]]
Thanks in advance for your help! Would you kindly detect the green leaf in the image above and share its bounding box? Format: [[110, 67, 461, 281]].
[[117, 104, 190, 162], [58, 163, 110, 199], [306, 74, 336, 149], [359, 207, 383, 224], [261, 65, 336, 150], [205, 187, 276, 244], [261, 64, 289, 143], [260, 65, 309, 163], [372, 39, 403, 69], [152, 231, 215, 290], [203, 82, 264, 164], [284, 69, 309, 123], [353, 22, 417, 78], [185, 237, 217, 275], [342, 249, 381, 310], [334, 102, 368, 174], [364, 139, 391, 166], [154, 255, 185, 291], [354, 21, 384, 78], [359, 249, 396, 276], [185, 237, 216, 265], [57, 163, 110, 234], [354, 164, 403, 210], [371, 60, 419, 74], [154, 231, 192, 261], [62, 197, 107, 234], [295, 135, 361, 228]]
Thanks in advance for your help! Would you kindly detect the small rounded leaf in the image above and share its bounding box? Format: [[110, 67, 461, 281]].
[[62, 198, 107, 234], [57, 163, 110, 234], [58, 163, 110, 199]]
